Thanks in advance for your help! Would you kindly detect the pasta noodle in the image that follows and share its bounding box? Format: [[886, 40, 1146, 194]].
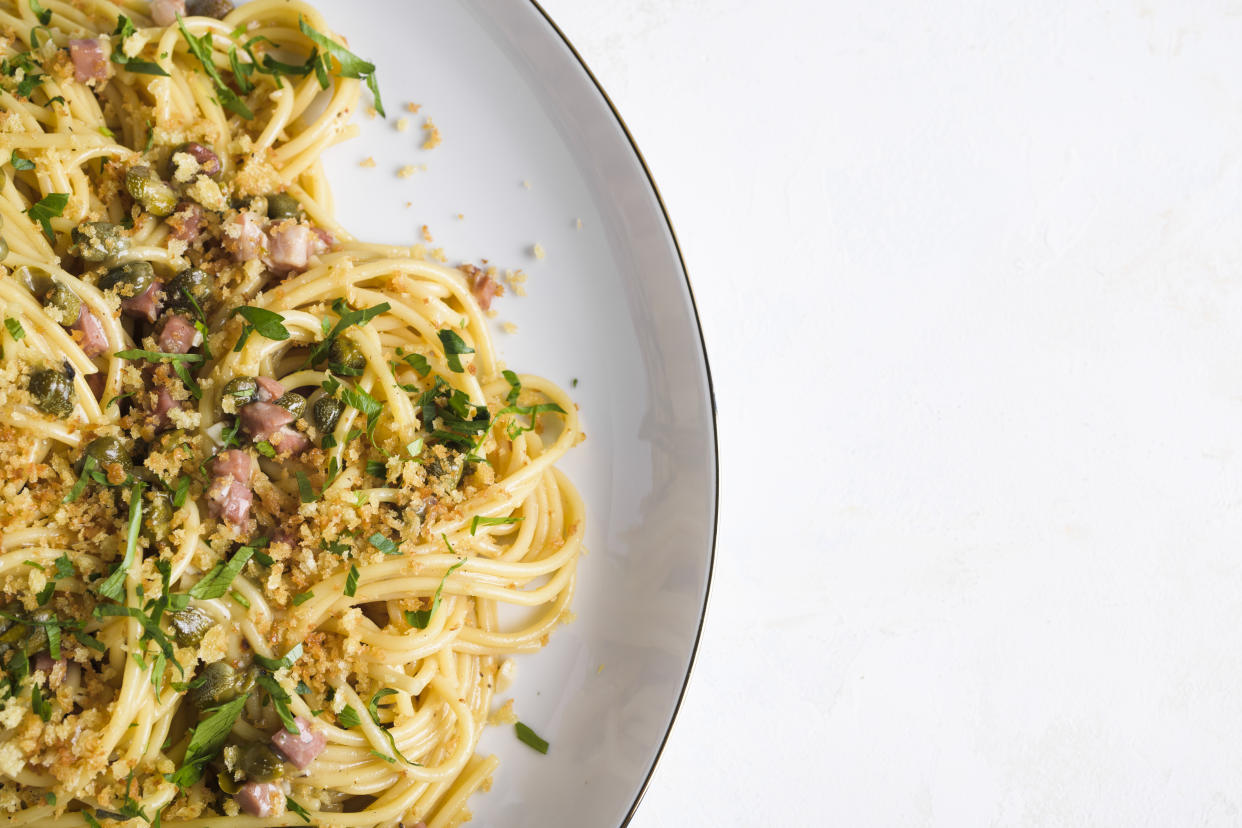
[[0, 0, 582, 825]]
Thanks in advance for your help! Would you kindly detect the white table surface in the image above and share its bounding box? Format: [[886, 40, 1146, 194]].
[[541, 0, 1242, 825]]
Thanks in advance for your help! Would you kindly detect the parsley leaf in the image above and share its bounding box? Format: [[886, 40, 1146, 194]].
[[294, 471, 316, 503], [297, 18, 385, 115], [29, 0, 50, 25], [113, 348, 205, 364], [285, 798, 312, 824], [255, 672, 298, 733], [291, 590, 314, 606], [177, 19, 253, 118], [166, 693, 249, 788], [24, 192, 68, 243], [337, 704, 361, 728], [403, 554, 465, 629], [469, 515, 523, 535], [96, 482, 144, 601], [4, 318, 25, 341], [8, 151, 33, 171], [515, 721, 549, 754], [367, 533, 399, 556], [343, 564, 359, 598], [254, 642, 302, 672], [188, 544, 255, 599], [232, 306, 290, 352], [365, 688, 412, 763], [437, 329, 474, 373], [307, 299, 389, 367], [111, 15, 170, 75]]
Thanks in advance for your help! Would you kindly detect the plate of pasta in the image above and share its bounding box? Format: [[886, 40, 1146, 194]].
[[0, 0, 715, 826]]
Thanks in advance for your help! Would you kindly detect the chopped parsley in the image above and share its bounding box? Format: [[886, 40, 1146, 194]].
[[291, 590, 314, 606], [343, 564, 359, 598], [298, 18, 385, 116], [285, 797, 312, 823], [232, 306, 290, 351], [294, 470, 316, 503], [437, 329, 474, 373], [96, 482, 144, 601], [188, 544, 256, 599], [515, 721, 549, 754], [29, 0, 50, 25], [367, 532, 399, 556], [254, 672, 298, 732], [4, 318, 25, 341], [8, 151, 33, 171], [110, 15, 170, 76], [366, 687, 412, 763], [177, 19, 254, 118], [337, 705, 361, 728], [404, 551, 465, 630], [24, 192, 68, 243], [166, 693, 249, 788], [470, 515, 523, 535], [307, 299, 389, 368], [254, 642, 302, 671]]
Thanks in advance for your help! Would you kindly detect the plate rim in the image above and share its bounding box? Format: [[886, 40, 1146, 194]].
[[523, 2, 720, 824]]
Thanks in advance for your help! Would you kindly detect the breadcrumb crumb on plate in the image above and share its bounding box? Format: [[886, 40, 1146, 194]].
[[532, 243, 546, 260], [359, 156, 376, 168], [422, 117, 442, 150]]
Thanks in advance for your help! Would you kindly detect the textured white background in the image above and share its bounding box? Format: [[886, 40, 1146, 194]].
[[541, 0, 1242, 825]]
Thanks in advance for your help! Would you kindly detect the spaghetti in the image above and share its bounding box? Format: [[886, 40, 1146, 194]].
[[0, 0, 582, 825]]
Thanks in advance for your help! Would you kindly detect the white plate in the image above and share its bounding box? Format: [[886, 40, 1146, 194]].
[[309, 2, 717, 825]]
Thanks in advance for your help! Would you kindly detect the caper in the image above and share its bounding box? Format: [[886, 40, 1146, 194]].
[[312, 396, 343, 434], [13, 265, 52, 299], [240, 743, 285, 782], [99, 261, 156, 298], [71, 222, 129, 263], [43, 281, 81, 324], [273, 392, 306, 419], [165, 268, 211, 312], [186, 0, 233, 18], [24, 609, 51, 654], [143, 488, 173, 544], [170, 606, 215, 648], [189, 660, 244, 710], [125, 165, 178, 217], [28, 368, 74, 419], [78, 435, 133, 477], [265, 193, 301, 221], [223, 377, 258, 405], [327, 336, 366, 373]]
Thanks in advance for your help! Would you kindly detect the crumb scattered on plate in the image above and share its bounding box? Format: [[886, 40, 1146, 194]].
[[575, 218, 583, 229], [397, 165, 417, 178], [405, 102, 421, 114], [521, 179, 532, 189], [395, 117, 409, 132], [532, 243, 545, 260], [502, 322, 518, 334], [422, 117, 442, 150], [421, 225, 433, 243], [359, 156, 376, 168]]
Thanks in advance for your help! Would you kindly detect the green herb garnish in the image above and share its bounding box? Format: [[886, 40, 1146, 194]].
[[24, 192, 67, 243], [515, 721, 549, 754]]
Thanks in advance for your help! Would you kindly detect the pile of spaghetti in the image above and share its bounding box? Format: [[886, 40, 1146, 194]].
[[0, 0, 582, 825]]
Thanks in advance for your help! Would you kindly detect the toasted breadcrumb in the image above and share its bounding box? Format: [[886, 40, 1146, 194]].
[[395, 117, 409, 132], [405, 102, 421, 114], [521, 180, 531, 190], [532, 243, 545, 260], [398, 165, 417, 179], [421, 225, 433, 243], [422, 117, 441, 150], [359, 157, 376, 168], [365, 106, 377, 119], [501, 322, 518, 334], [575, 218, 583, 229]]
